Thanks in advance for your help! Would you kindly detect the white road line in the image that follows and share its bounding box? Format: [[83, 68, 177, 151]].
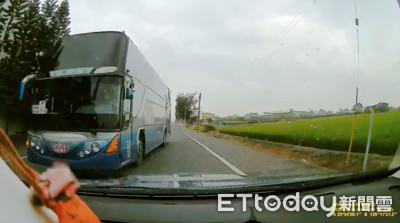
[[179, 129, 246, 176]]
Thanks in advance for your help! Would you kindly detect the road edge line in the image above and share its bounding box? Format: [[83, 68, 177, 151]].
[[179, 129, 247, 176]]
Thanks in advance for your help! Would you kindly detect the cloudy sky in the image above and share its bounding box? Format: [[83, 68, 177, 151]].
[[69, 0, 400, 117]]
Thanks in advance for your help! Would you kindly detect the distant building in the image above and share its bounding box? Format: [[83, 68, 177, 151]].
[[244, 112, 258, 120], [245, 109, 318, 121], [201, 112, 216, 121], [338, 108, 351, 114], [317, 109, 327, 116], [224, 114, 240, 120], [295, 110, 315, 117], [269, 110, 298, 119]]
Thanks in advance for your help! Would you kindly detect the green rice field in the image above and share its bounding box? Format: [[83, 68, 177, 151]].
[[220, 112, 400, 156]]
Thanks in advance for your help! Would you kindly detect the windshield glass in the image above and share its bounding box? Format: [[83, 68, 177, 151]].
[[1, 0, 400, 194], [56, 32, 127, 71], [28, 76, 123, 131]]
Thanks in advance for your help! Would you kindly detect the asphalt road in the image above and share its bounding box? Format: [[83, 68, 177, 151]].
[[17, 125, 332, 179]]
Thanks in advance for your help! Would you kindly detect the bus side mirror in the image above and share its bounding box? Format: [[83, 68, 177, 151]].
[[126, 89, 134, 100], [19, 74, 36, 100]]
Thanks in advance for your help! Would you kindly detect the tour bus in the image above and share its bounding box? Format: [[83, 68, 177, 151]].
[[20, 31, 171, 170]]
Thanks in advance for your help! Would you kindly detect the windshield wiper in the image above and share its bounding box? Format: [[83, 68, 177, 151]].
[[77, 167, 400, 198]]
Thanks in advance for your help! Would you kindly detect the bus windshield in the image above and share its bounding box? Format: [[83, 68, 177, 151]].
[[28, 76, 123, 131], [55, 32, 127, 71]]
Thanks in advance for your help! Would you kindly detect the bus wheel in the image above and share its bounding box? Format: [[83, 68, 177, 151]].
[[137, 136, 145, 165]]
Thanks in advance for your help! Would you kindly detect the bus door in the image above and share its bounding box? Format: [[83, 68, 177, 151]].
[[120, 77, 134, 164]]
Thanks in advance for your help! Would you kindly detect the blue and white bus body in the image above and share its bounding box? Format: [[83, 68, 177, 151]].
[[118, 35, 172, 168], [24, 31, 171, 170]]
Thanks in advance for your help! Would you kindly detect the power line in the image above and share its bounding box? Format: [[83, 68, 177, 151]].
[[240, 0, 316, 71], [260, 1, 316, 60], [261, 2, 312, 57]]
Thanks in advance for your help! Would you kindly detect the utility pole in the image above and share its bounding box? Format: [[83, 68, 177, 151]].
[[197, 93, 202, 132], [198, 93, 202, 120], [184, 107, 187, 127]]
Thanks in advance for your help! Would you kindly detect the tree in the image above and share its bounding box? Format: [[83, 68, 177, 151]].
[[0, 0, 30, 133], [0, 1, 8, 43], [364, 106, 372, 113], [13, 0, 41, 74], [352, 102, 363, 113], [175, 92, 198, 122], [0, 0, 29, 50], [374, 102, 389, 113], [0, 0, 70, 133], [364, 102, 389, 113], [55, 0, 70, 37], [36, 0, 64, 77], [41, 0, 57, 24]]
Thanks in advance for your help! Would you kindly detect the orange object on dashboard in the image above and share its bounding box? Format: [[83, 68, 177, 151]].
[[52, 193, 100, 223], [0, 128, 100, 223]]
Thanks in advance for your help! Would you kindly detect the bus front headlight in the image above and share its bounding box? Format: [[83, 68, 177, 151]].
[[83, 147, 91, 155], [35, 140, 41, 150], [79, 151, 85, 158], [29, 137, 41, 149], [92, 142, 100, 153], [30, 139, 36, 147]]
